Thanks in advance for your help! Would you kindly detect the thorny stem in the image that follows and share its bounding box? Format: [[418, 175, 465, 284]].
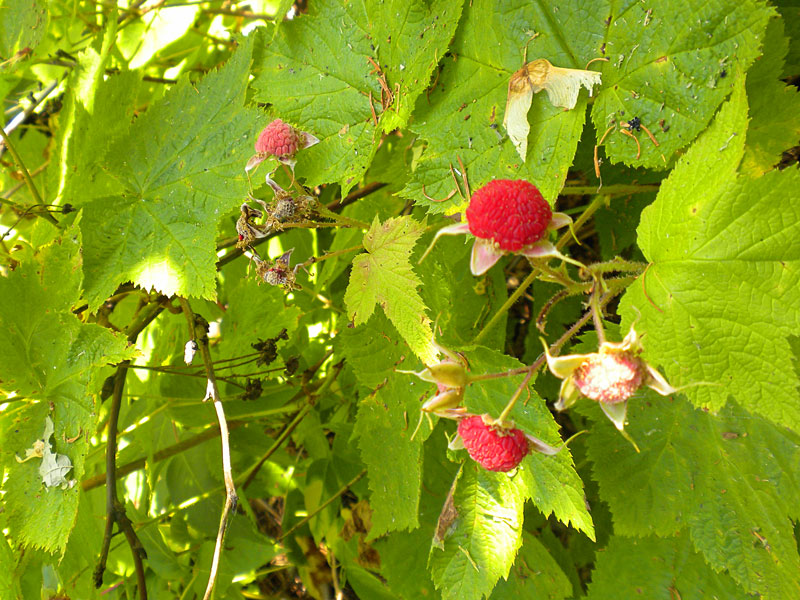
[[0, 127, 59, 226], [94, 300, 164, 598], [590, 278, 607, 344], [177, 297, 238, 600], [279, 470, 367, 541]]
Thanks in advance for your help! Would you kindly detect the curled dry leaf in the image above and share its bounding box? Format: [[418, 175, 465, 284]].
[[503, 59, 602, 161]]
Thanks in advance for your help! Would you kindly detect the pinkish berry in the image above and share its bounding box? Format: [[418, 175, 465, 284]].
[[255, 119, 301, 158], [573, 352, 644, 404], [457, 416, 530, 472], [465, 179, 552, 252], [264, 267, 287, 287]]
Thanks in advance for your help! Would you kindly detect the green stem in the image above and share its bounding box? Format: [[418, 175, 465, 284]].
[[560, 184, 659, 196], [0, 128, 58, 226], [473, 268, 538, 345], [556, 194, 607, 251]]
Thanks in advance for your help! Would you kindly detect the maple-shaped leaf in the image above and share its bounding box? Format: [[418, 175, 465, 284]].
[[251, 0, 464, 195], [345, 215, 437, 365], [587, 534, 749, 599], [620, 76, 800, 430], [0, 226, 134, 553], [741, 17, 800, 176], [402, 0, 604, 212], [591, 0, 772, 168], [429, 463, 525, 600], [77, 35, 259, 309], [584, 395, 800, 598]]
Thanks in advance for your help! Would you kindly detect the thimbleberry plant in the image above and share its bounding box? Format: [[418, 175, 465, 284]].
[[1, 2, 798, 600]]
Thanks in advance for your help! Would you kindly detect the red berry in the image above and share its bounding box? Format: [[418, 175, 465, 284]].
[[465, 179, 552, 251], [573, 351, 644, 404], [255, 119, 301, 158], [457, 415, 530, 472]]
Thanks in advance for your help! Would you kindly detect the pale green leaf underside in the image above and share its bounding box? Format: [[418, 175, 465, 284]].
[[585, 396, 800, 599], [404, 0, 607, 211], [252, 0, 463, 195], [79, 36, 258, 308], [429, 463, 525, 600], [592, 0, 772, 168], [622, 77, 800, 431], [587, 534, 750, 599], [345, 216, 436, 364]]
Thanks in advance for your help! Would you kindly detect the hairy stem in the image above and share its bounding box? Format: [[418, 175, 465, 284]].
[[0, 127, 59, 226]]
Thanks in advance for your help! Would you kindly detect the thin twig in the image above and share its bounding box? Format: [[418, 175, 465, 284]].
[[94, 300, 164, 598], [279, 470, 367, 540], [0, 128, 58, 226], [177, 297, 238, 600]]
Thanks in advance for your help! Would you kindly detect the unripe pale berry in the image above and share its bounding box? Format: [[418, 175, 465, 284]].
[[573, 352, 644, 404]]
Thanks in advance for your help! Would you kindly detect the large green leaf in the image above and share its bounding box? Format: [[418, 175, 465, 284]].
[[621, 76, 800, 430], [345, 216, 437, 364], [251, 0, 464, 195], [584, 394, 800, 599], [78, 35, 258, 309], [586, 534, 749, 599], [403, 0, 607, 211], [591, 0, 772, 168], [0, 228, 133, 553], [0, 0, 48, 63]]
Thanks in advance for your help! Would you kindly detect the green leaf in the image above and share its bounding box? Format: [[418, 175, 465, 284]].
[[340, 312, 428, 536], [0, 520, 21, 599], [403, 0, 605, 211], [0, 0, 48, 65], [353, 382, 424, 537], [252, 0, 463, 195], [429, 463, 525, 600], [621, 76, 800, 430], [741, 17, 800, 176], [464, 347, 595, 540], [0, 227, 132, 553], [584, 395, 800, 598], [345, 215, 437, 364], [586, 534, 749, 600], [79, 34, 258, 309], [492, 530, 572, 600], [591, 0, 772, 168]]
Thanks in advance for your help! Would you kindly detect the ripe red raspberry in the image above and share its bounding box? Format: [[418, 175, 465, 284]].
[[255, 119, 301, 158], [465, 179, 552, 252], [573, 351, 644, 404], [457, 416, 530, 472]]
